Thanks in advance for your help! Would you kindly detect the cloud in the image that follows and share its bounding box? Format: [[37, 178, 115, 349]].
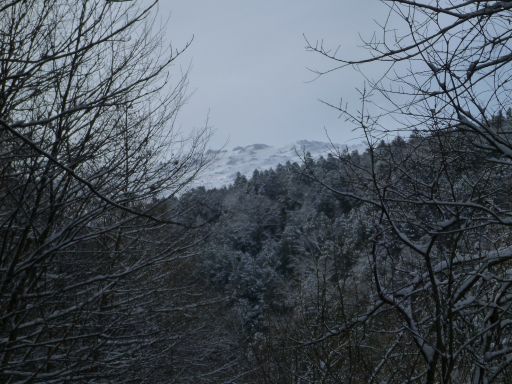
[[159, 0, 388, 148]]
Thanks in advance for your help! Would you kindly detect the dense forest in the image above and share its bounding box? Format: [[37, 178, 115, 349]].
[[2, 0, 512, 383], [170, 123, 512, 382]]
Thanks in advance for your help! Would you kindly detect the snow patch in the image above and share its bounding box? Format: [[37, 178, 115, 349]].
[[191, 140, 365, 190]]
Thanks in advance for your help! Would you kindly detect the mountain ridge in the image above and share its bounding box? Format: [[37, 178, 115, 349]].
[[192, 139, 365, 190]]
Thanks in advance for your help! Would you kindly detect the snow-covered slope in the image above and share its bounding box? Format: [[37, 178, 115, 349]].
[[191, 140, 365, 190]]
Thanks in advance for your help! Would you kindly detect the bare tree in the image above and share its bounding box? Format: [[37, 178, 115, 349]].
[[0, 0, 211, 382], [306, 1, 512, 382]]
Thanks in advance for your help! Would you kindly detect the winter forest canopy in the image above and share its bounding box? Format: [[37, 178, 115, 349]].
[[1, 1, 512, 383]]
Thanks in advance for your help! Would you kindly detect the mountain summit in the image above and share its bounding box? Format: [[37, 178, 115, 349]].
[[193, 140, 364, 190]]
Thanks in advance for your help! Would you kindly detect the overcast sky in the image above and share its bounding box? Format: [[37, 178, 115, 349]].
[[158, 1, 388, 148]]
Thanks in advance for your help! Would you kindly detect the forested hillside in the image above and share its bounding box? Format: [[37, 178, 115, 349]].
[[171, 122, 512, 382]]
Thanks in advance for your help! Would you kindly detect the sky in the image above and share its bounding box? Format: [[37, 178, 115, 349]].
[[156, 1, 389, 149]]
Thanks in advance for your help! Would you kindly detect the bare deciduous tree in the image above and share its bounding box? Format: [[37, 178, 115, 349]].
[[306, 1, 512, 382], [0, 1, 211, 382]]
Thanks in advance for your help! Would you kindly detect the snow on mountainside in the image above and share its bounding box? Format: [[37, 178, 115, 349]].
[[191, 140, 365, 190]]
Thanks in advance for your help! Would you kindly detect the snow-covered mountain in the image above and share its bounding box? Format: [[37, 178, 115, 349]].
[[191, 140, 365, 190]]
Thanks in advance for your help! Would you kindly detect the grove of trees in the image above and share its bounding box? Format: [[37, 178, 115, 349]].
[[303, 1, 512, 382], [0, 1, 211, 382]]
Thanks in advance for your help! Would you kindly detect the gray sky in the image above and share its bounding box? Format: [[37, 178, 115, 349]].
[[158, 1, 388, 148]]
